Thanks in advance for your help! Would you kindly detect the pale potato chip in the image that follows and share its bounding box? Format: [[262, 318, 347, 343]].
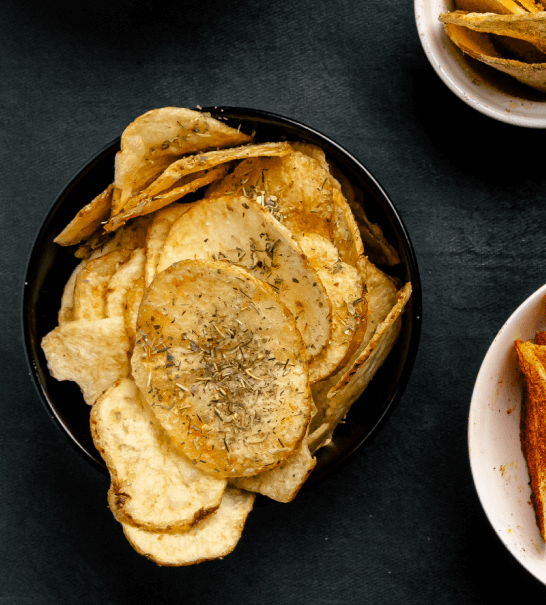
[[297, 234, 366, 383], [442, 22, 546, 92], [131, 260, 312, 477], [144, 203, 195, 287], [41, 317, 130, 405], [106, 165, 230, 232], [231, 440, 316, 503], [205, 152, 335, 242], [308, 283, 411, 452], [114, 107, 253, 210], [105, 248, 146, 346], [440, 11, 546, 54], [54, 184, 113, 246], [58, 262, 85, 324], [91, 378, 227, 533], [308, 259, 399, 450], [75, 214, 153, 260], [73, 250, 132, 321], [157, 196, 332, 360], [132, 141, 293, 203], [122, 486, 255, 566]]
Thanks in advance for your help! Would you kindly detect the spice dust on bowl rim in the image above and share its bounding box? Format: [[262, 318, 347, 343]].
[[22, 106, 422, 489], [469, 284, 546, 585]]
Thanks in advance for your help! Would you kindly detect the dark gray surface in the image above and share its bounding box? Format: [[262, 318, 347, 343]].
[[2, 0, 546, 602]]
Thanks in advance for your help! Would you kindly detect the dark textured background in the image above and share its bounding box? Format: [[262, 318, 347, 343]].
[[2, 0, 546, 602]]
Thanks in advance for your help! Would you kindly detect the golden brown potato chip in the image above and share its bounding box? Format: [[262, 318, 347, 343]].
[[54, 184, 113, 246], [91, 378, 227, 533], [514, 339, 546, 541], [297, 234, 366, 383], [41, 317, 130, 405], [157, 196, 332, 360], [114, 107, 253, 210], [442, 22, 546, 92], [456, 0, 526, 13], [440, 11, 546, 53], [231, 440, 316, 503], [105, 248, 146, 346], [75, 214, 153, 260], [144, 203, 195, 287], [131, 260, 312, 478], [106, 165, 230, 232], [58, 262, 85, 324], [122, 486, 255, 566], [73, 250, 132, 321], [205, 151, 335, 242]]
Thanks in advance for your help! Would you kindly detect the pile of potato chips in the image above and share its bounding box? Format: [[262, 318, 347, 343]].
[[439, 0, 546, 92], [41, 107, 412, 566]]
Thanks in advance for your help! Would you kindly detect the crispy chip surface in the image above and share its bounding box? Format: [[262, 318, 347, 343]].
[[231, 440, 316, 503], [157, 196, 332, 360], [54, 184, 114, 246], [114, 107, 253, 209], [91, 378, 227, 533], [122, 487, 255, 566], [131, 260, 312, 477], [205, 151, 335, 242], [41, 317, 130, 405], [297, 234, 366, 383]]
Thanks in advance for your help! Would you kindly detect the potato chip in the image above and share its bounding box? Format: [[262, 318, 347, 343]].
[[157, 196, 332, 360], [105, 248, 146, 346], [131, 260, 312, 477], [58, 262, 85, 324], [122, 487, 255, 566], [75, 214, 153, 260], [297, 234, 366, 383], [106, 165, 230, 232], [205, 151, 335, 242], [41, 317, 130, 405], [440, 11, 546, 54], [73, 250, 132, 321], [91, 378, 227, 533], [144, 203, 195, 287], [231, 440, 316, 503], [456, 0, 526, 13], [442, 22, 546, 92], [114, 107, 253, 210], [54, 184, 113, 246]]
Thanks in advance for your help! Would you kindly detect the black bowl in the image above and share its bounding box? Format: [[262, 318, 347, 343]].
[[22, 107, 422, 484]]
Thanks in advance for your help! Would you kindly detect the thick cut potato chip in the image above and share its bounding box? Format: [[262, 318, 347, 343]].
[[157, 196, 332, 360], [41, 317, 130, 405], [308, 259, 399, 451], [106, 165, 230, 232], [54, 184, 113, 246], [297, 234, 366, 383], [129, 141, 293, 203], [58, 262, 85, 324], [514, 339, 546, 541], [440, 11, 546, 53], [131, 260, 312, 477], [75, 214, 153, 260], [231, 440, 316, 503], [91, 378, 227, 533], [122, 487, 255, 566], [144, 203, 195, 287], [73, 250, 132, 321], [205, 152, 335, 242], [114, 107, 253, 210], [105, 248, 146, 346], [442, 22, 546, 92]]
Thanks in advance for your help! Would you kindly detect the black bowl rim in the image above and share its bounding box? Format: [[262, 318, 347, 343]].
[[22, 106, 422, 485]]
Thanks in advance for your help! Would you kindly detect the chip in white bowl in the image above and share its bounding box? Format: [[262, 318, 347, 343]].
[[469, 283, 546, 585]]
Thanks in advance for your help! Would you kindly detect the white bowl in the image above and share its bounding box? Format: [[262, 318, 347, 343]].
[[469, 284, 546, 585], [415, 0, 546, 127]]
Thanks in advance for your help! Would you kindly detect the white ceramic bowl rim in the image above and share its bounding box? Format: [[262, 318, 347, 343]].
[[414, 0, 546, 128], [469, 283, 546, 585]]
